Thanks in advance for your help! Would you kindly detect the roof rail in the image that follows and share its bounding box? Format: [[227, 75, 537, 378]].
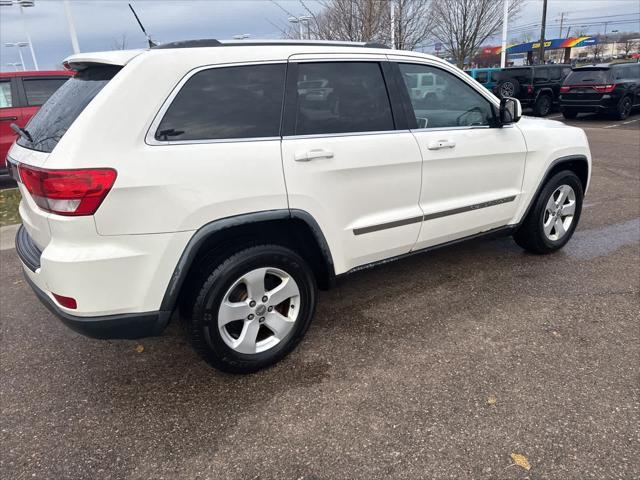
[[153, 39, 389, 50]]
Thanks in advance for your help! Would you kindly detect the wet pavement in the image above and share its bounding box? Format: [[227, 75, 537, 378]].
[[1, 120, 639, 479]]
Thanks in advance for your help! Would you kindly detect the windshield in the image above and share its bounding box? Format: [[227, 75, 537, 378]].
[[17, 66, 120, 153], [498, 68, 532, 84], [564, 69, 612, 84]]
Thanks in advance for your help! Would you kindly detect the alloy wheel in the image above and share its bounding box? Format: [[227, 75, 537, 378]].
[[217, 267, 300, 354], [500, 82, 515, 98], [543, 184, 576, 241]]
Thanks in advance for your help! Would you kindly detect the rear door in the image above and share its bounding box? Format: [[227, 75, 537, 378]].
[[281, 56, 424, 273], [0, 77, 22, 169]]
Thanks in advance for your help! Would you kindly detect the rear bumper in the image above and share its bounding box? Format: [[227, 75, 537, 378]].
[[22, 265, 171, 340], [16, 224, 173, 339], [559, 97, 618, 113]]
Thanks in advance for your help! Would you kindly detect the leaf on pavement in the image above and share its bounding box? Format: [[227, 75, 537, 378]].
[[135, 344, 145, 353], [510, 453, 531, 471], [487, 395, 497, 406]]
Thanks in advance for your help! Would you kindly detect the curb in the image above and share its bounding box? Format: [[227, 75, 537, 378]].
[[0, 224, 20, 251]]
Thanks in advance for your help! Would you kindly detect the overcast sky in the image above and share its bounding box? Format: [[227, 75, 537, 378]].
[[0, 0, 638, 71]]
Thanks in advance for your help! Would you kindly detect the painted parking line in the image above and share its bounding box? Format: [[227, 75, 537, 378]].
[[548, 114, 563, 119], [621, 119, 639, 125], [604, 123, 621, 129]]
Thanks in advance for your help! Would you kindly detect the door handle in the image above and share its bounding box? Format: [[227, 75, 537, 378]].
[[294, 149, 334, 162], [0, 116, 18, 121], [427, 140, 456, 150]]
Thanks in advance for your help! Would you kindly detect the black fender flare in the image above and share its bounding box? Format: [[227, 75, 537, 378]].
[[159, 209, 335, 312]]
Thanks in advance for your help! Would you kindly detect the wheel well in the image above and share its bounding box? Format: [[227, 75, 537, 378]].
[[547, 157, 589, 192], [173, 217, 334, 316]]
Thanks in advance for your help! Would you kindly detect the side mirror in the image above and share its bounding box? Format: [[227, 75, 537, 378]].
[[499, 97, 522, 125]]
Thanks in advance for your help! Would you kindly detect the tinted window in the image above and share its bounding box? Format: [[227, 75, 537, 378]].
[[23, 77, 69, 106], [399, 63, 494, 129], [549, 67, 562, 80], [534, 68, 549, 83], [565, 69, 612, 84], [156, 64, 285, 141], [613, 64, 640, 80], [499, 68, 532, 84], [475, 71, 488, 83], [293, 62, 394, 135], [0, 81, 12, 108], [17, 66, 119, 153]]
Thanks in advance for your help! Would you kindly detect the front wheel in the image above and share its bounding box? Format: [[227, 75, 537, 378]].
[[184, 245, 317, 373], [514, 171, 583, 254]]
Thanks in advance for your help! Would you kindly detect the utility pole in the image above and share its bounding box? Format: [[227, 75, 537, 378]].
[[538, 0, 547, 64], [500, 0, 509, 68], [63, 0, 80, 54], [558, 12, 565, 38]]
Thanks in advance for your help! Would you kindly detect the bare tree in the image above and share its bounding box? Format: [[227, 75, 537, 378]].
[[619, 33, 640, 58], [430, 0, 522, 67], [273, 0, 434, 50], [110, 34, 128, 51], [390, 0, 435, 50]]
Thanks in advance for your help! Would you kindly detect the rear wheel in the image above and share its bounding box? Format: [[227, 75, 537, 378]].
[[534, 94, 552, 116], [562, 109, 578, 119], [514, 171, 583, 254], [614, 96, 632, 120], [183, 245, 317, 373]]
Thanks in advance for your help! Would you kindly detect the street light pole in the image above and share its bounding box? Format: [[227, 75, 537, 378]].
[[500, 0, 509, 68], [5, 42, 29, 71], [63, 0, 80, 54], [19, 3, 38, 70]]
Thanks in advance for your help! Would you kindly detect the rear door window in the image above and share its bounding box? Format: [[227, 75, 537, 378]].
[[475, 71, 488, 83], [17, 66, 120, 153], [499, 68, 532, 84], [291, 62, 394, 136], [22, 77, 69, 106], [155, 63, 286, 141], [534, 68, 549, 83]]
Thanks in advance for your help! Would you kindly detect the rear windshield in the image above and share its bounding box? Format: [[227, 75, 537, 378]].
[[17, 66, 120, 153], [565, 69, 612, 84], [498, 68, 532, 84]]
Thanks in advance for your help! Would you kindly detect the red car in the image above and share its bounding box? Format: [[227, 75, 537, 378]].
[[0, 70, 73, 174]]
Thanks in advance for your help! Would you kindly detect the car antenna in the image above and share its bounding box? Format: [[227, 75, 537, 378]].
[[128, 3, 157, 48]]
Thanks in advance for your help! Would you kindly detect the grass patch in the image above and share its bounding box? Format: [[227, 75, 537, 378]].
[[0, 188, 21, 227]]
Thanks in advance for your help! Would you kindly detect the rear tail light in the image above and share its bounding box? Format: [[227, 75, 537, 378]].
[[560, 86, 570, 93], [593, 84, 616, 93], [52, 293, 77, 309], [526, 85, 534, 94], [18, 165, 117, 216]]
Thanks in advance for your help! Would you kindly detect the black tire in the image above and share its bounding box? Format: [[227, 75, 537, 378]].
[[562, 108, 578, 119], [533, 94, 552, 116], [183, 245, 317, 374], [614, 96, 632, 120], [497, 79, 520, 99], [514, 170, 584, 254]]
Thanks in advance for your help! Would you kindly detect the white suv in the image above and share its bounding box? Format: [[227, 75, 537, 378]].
[[9, 40, 591, 373]]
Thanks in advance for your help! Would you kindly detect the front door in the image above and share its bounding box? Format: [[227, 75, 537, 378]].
[[281, 58, 424, 273], [393, 60, 528, 249]]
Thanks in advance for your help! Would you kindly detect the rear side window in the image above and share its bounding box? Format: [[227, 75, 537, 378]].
[[155, 63, 286, 141], [549, 68, 562, 80], [0, 80, 12, 108], [534, 68, 549, 83], [17, 66, 120, 153], [475, 71, 488, 83], [293, 62, 394, 136], [499, 68, 532, 84], [23, 77, 69, 106]]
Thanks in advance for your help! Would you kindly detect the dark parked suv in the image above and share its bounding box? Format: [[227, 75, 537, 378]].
[[559, 63, 640, 120], [495, 64, 572, 116]]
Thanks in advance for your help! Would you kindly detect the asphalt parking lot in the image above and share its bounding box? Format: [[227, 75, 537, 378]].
[[1, 113, 639, 480]]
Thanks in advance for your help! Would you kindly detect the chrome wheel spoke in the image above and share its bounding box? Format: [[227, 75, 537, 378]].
[[267, 277, 300, 306], [242, 267, 268, 299], [554, 217, 566, 238], [218, 301, 252, 326], [233, 319, 261, 354], [561, 202, 575, 216], [264, 311, 294, 339], [543, 217, 554, 236]]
